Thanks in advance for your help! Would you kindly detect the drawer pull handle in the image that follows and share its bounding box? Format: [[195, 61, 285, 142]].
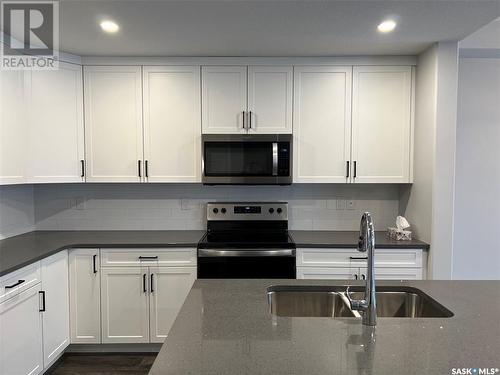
[[5, 279, 25, 289], [350, 256, 368, 261], [39, 291, 46, 312], [138, 256, 158, 260]]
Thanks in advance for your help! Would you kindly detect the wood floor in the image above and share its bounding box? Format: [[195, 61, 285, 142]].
[[47, 353, 157, 375]]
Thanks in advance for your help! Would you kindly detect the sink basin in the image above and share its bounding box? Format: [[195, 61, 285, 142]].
[[347, 286, 454, 318], [267, 285, 453, 318], [267, 285, 357, 317]]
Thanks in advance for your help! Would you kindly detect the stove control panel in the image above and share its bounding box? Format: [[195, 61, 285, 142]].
[[207, 202, 288, 221]]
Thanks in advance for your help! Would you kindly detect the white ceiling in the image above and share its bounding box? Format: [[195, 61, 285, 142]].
[[58, 0, 500, 56], [460, 17, 500, 49]]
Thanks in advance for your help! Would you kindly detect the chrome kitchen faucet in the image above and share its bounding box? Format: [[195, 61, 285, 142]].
[[346, 212, 377, 326]]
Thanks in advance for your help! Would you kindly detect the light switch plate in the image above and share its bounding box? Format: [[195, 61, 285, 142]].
[[336, 199, 346, 210], [74, 197, 85, 210]]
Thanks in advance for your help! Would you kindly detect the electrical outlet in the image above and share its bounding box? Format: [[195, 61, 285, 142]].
[[346, 200, 356, 210], [74, 197, 85, 210], [336, 199, 346, 210]]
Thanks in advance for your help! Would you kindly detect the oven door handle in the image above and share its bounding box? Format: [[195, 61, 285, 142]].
[[198, 249, 295, 257]]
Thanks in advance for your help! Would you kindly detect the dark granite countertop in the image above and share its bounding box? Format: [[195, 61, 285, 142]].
[[0, 230, 429, 277], [0, 230, 205, 277], [149, 279, 500, 375], [290, 230, 429, 249]]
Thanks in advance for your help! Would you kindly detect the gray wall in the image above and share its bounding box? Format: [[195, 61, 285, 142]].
[[34, 183, 400, 232], [0, 185, 35, 239], [453, 56, 500, 279], [400, 42, 459, 280], [400, 44, 437, 244]]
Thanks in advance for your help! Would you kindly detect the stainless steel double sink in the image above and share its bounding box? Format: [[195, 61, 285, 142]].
[[267, 285, 454, 318]]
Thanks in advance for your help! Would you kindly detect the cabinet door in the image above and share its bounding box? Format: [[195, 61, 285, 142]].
[[248, 66, 292, 134], [0, 284, 43, 375], [143, 66, 201, 182], [69, 249, 100, 344], [101, 267, 149, 343], [297, 267, 359, 280], [28, 62, 85, 183], [351, 66, 412, 183], [41, 251, 69, 368], [0, 70, 26, 184], [202, 66, 247, 134], [149, 267, 196, 343], [293, 66, 352, 183], [84, 66, 144, 182]]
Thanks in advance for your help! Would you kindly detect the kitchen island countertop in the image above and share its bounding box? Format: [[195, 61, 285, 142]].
[[149, 279, 500, 375]]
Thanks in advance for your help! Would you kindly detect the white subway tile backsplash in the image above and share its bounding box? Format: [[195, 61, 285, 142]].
[[31, 184, 400, 232], [0, 185, 35, 239]]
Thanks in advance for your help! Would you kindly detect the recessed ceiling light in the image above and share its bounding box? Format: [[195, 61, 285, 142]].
[[377, 20, 397, 33], [100, 20, 119, 33]]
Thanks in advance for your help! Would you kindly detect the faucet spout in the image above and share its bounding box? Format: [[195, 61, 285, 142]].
[[347, 212, 377, 326]]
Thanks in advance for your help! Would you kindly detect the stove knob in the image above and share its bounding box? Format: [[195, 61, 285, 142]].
[[212, 208, 219, 214], [277, 208, 283, 214], [221, 208, 227, 214], [269, 208, 275, 214]]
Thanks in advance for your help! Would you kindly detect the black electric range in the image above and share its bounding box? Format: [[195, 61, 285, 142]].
[[197, 202, 296, 279]]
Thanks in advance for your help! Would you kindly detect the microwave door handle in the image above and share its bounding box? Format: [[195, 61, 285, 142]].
[[272, 142, 278, 176]]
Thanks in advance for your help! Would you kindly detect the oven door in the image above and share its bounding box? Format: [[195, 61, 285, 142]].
[[197, 249, 296, 279], [202, 134, 292, 185]]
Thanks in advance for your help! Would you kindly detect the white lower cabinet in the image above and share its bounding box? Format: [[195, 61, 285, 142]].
[[69, 249, 101, 344], [100, 264, 196, 344], [296, 248, 425, 280], [149, 267, 196, 343], [40, 251, 70, 368], [101, 267, 150, 344], [69, 248, 197, 345], [0, 284, 44, 375]]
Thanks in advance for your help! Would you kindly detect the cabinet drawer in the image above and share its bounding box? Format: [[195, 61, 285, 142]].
[[296, 248, 422, 268], [100, 248, 197, 267], [296, 248, 363, 267], [374, 249, 422, 268], [297, 267, 357, 280], [0, 261, 41, 303], [373, 267, 423, 280]]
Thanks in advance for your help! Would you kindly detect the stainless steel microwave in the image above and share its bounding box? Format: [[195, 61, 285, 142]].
[[202, 134, 292, 185]]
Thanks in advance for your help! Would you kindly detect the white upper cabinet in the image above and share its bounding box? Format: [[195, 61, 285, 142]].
[[293, 66, 352, 183], [247, 66, 293, 134], [143, 66, 201, 182], [28, 62, 85, 183], [202, 66, 247, 134], [84, 66, 144, 182], [351, 66, 413, 183], [0, 70, 26, 184]]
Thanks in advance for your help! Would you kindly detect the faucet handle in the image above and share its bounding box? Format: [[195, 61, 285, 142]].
[[346, 286, 367, 311]]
